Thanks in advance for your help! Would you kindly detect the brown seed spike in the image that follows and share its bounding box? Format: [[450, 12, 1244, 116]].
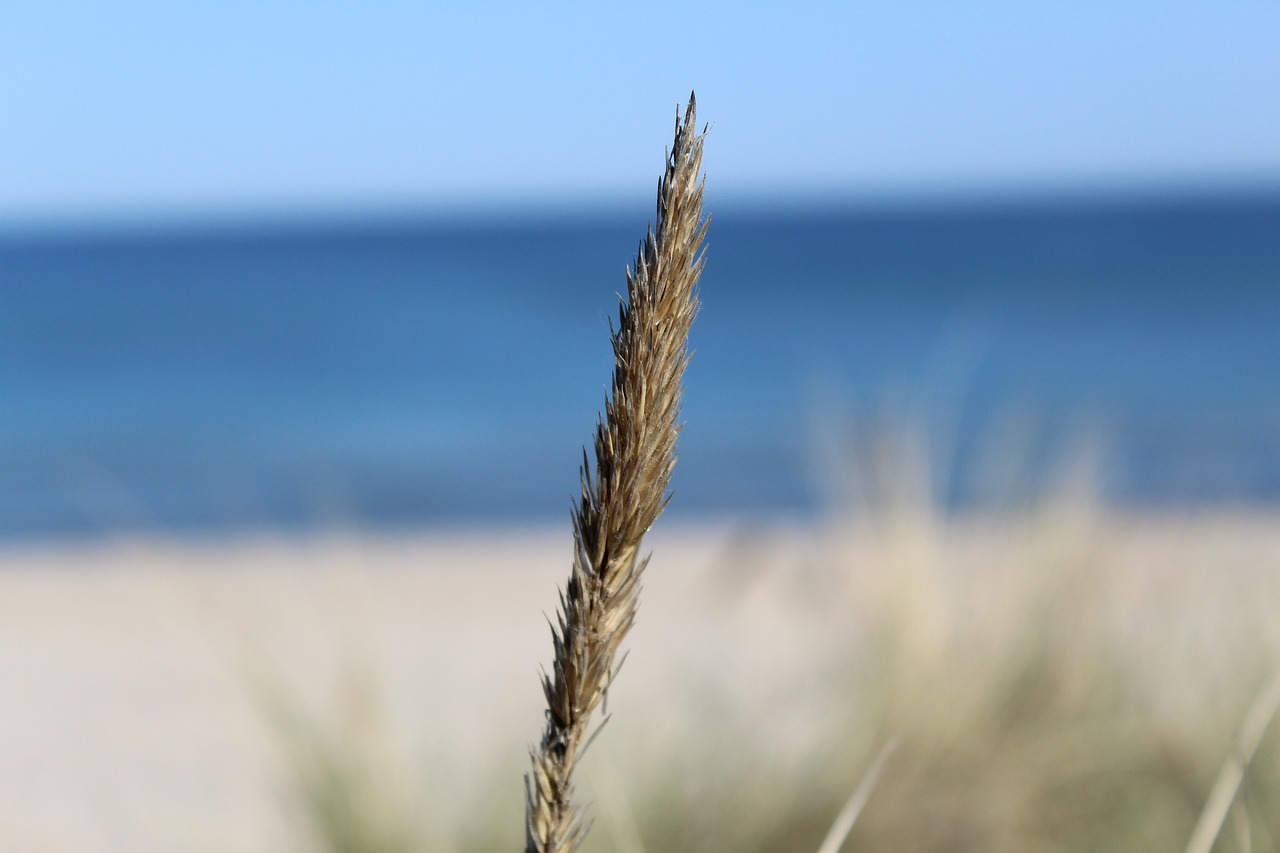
[[522, 95, 707, 853]]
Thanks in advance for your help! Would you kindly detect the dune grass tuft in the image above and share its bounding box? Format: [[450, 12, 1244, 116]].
[[524, 93, 708, 853]]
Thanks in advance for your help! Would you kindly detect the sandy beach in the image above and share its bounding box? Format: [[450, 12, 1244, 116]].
[[0, 512, 1277, 852]]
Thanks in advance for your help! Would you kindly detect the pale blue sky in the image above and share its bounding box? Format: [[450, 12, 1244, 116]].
[[2, 2, 1278, 226]]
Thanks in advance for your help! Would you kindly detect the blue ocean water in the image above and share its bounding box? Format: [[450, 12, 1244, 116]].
[[0, 192, 1277, 538]]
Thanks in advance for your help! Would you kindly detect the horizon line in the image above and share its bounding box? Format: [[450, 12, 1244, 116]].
[[3, 179, 1279, 245]]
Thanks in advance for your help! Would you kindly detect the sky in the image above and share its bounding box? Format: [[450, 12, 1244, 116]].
[[1, 1, 1278, 227]]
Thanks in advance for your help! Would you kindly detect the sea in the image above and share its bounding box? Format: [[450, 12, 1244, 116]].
[[1, 191, 1277, 539]]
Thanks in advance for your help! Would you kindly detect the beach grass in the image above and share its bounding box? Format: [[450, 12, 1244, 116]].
[[524, 92, 707, 853]]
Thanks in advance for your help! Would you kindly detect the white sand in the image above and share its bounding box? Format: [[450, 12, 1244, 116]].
[[0, 524, 749, 853], [0, 513, 1276, 852]]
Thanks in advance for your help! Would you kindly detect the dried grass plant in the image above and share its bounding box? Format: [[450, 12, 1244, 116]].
[[524, 93, 708, 853]]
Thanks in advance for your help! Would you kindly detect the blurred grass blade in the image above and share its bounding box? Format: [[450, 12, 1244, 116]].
[[1184, 668, 1280, 853], [815, 739, 897, 853]]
